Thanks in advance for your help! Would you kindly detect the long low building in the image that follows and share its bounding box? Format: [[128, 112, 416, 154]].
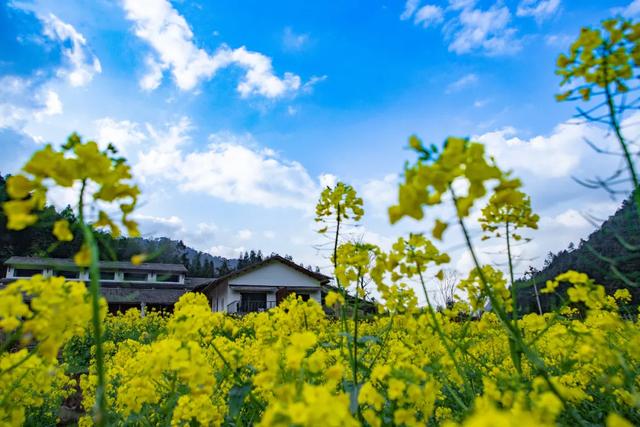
[[0, 255, 336, 314]]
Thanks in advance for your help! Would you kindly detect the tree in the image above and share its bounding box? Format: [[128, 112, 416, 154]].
[[217, 259, 231, 276]]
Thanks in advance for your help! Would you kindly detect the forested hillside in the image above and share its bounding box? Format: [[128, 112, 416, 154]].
[[516, 192, 640, 313]]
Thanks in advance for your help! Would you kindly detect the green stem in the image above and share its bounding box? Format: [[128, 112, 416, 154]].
[[78, 180, 107, 426], [505, 221, 523, 376], [602, 48, 640, 225], [352, 272, 362, 420], [603, 59, 639, 193], [331, 205, 357, 405], [415, 259, 469, 408], [449, 186, 588, 426]]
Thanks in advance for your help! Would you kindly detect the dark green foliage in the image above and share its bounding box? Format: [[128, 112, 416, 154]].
[[517, 192, 640, 313], [235, 250, 264, 270], [0, 174, 85, 272]]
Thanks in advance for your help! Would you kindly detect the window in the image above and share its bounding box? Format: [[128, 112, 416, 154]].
[[296, 293, 310, 302], [123, 272, 148, 282], [240, 292, 267, 312], [54, 270, 80, 279], [156, 273, 180, 283], [14, 268, 44, 278], [100, 271, 115, 280]]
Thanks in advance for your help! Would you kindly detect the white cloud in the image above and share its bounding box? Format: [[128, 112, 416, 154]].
[[400, 1, 520, 55], [449, 0, 477, 11], [474, 122, 591, 179], [472, 111, 640, 185], [133, 120, 321, 210], [318, 173, 338, 189], [446, 73, 478, 93], [94, 117, 146, 156], [237, 229, 253, 241], [208, 245, 245, 258], [302, 75, 328, 94], [264, 230, 276, 239], [553, 209, 590, 228], [400, 0, 421, 20], [40, 14, 102, 87], [0, 76, 63, 130], [414, 4, 444, 27], [140, 55, 166, 91], [611, 0, 640, 17], [177, 135, 317, 209], [282, 27, 309, 51], [134, 213, 219, 252], [122, 0, 302, 97], [361, 174, 398, 216], [516, 0, 561, 22], [447, 4, 520, 55], [33, 90, 63, 120], [473, 98, 489, 108], [135, 116, 192, 179]]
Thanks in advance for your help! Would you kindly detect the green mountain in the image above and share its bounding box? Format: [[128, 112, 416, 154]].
[[516, 192, 640, 313]]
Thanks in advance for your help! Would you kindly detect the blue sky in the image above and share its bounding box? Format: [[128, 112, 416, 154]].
[[2, 0, 639, 297]]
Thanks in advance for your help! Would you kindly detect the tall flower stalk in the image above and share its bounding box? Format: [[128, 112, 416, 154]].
[[3, 134, 141, 425]]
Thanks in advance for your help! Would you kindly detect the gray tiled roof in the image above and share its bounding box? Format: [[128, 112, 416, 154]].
[[4, 256, 188, 273]]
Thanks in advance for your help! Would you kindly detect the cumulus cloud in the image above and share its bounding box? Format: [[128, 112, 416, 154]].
[[139, 55, 166, 91], [516, 0, 561, 22], [122, 0, 302, 97], [0, 76, 63, 131], [127, 119, 324, 210], [135, 116, 192, 179], [94, 117, 146, 156], [474, 125, 582, 179], [361, 174, 398, 216], [40, 13, 102, 87], [473, 113, 640, 181], [177, 134, 318, 209], [134, 213, 219, 251], [318, 173, 338, 189]]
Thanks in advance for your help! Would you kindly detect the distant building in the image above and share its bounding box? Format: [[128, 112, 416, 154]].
[[1, 255, 333, 314], [196, 255, 330, 314]]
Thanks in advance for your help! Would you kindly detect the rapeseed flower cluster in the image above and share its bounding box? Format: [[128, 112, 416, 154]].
[[0, 275, 93, 425], [0, 266, 638, 426]]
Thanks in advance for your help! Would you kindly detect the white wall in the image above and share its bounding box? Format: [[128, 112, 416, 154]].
[[210, 282, 230, 312], [208, 261, 323, 312], [228, 262, 321, 287]]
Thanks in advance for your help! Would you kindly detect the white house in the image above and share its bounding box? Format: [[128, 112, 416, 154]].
[[197, 255, 330, 313], [2, 255, 336, 315]]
